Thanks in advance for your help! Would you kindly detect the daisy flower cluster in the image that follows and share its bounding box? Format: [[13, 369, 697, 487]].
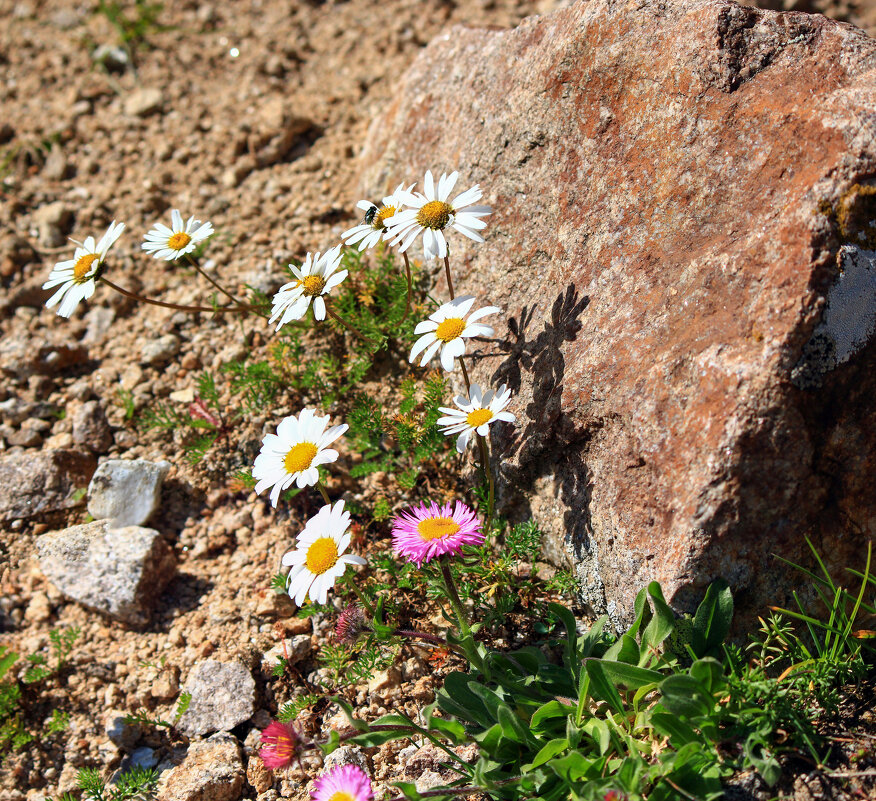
[[41, 210, 221, 318]]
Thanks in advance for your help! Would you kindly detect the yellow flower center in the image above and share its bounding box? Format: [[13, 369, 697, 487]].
[[73, 254, 98, 282], [416, 200, 453, 230], [328, 794, 355, 801], [284, 442, 318, 474], [466, 408, 493, 428], [168, 232, 192, 250], [298, 275, 326, 297], [373, 205, 396, 230], [306, 537, 339, 575], [435, 317, 466, 343], [417, 517, 461, 541]]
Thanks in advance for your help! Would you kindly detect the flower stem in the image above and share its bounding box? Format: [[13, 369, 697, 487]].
[[315, 481, 331, 505], [439, 558, 471, 638], [443, 254, 455, 300], [476, 433, 495, 535], [184, 253, 247, 310], [458, 356, 472, 394], [325, 303, 375, 345], [400, 251, 413, 323], [343, 573, 374, 616], [100, 276, 256, 314], [393, 629, 450, 647], [457, 356, 494, 527]]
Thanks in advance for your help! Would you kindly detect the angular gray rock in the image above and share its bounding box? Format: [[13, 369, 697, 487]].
[[159, 733, 244, 801], [0, 449, 95, 522], [359, 0, 876, 627], [140, 334, 180, 366], [37, 519, 176, 626], [87, 459, 171, 527], [178, 661, 257, 737]]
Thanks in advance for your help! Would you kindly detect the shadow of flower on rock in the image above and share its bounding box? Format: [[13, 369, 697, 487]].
[[490, 283, 589, 465], [484, 284, 605, 609]]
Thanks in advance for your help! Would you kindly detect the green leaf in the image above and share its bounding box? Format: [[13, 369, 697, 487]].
[[598, 660, 663, 691], [744, 733, 782, 787], [577, 615, 609, 658], [692, 579, 733, 656], [658, 674, 714, 719], [426, 714, 467, 744], [391, 782, 426, 801], [582, 717, 612, 754], [329, 696, 368, 732], [522, 738, 570, 771], [530, 700, 574, 732], [0, 647, 17, 678], [603, 633, 640, 665], [584, 660, 625, 715], [548, 602, 579, 667], [650, 712, 699, 746], [641, 582, 676, 659]]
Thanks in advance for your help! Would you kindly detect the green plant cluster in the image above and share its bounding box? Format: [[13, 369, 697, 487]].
[[0, 627, 80, 758], [53, 765, 158, 801], [323, 547, 875, 801]]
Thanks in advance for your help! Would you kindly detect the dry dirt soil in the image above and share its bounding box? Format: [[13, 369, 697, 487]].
[[0, 1, 874, 800]]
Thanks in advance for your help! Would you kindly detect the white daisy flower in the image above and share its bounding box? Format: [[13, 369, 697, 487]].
[[253, 408, 348, 506], [437, 383, 516, 453], [282, 501, 366, 606], [409, 295, 500, 372], [341, 183, 415, 251], [384, 170, 491, 260], [42, 221, 125, 318], [269, 245, 348, 331], [142, 209, 213, 261]]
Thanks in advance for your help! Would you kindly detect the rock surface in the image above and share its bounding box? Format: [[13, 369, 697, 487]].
[[360, 0, 876, 625], [37, 519, 176, 625], [0, 449, 96, 522], [178, 660, 257, 737], [159, 733, 245, 801], [87, 458, 171, 527]]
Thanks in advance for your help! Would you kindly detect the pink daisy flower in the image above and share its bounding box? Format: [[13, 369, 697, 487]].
[[311, 764, 373, 801], [391, 501, 484, 567], [259, 720, 300, 770]]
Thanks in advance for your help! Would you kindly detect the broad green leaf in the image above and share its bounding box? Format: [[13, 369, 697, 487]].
[[531, 700, 573, 732], [548, 602, 579, 668], [641, 582, 676, 659], [584, 660, 625, 715], [658, 675, 713, 718], [603, 633, 640, 665], [650, 712, 698, 746], [390, 781, 423, 801], [582, 717, 611, 754], [522, 738, 570, 771], [578, 615, 609, 658], [598, 660, 663, 690], [692, 579, 733, 656], [426, 714, 466, 744]]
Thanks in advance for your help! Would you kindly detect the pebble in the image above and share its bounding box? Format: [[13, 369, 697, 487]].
[[323, 745, 368, 772], [87, 458, 171, 527], [0, 449, 95, 522], [32, 201, 72, 248], [161, 733, 245, 801], [23, 591, 51, 623], [123, 87, 164, 117], [37, 519, 176, 626], [71, 401, 113, 453], [104, 710, 141, 749], [179, 660, 257, 737], [261, 634, 311, 671], [140, 334, 180, 366]]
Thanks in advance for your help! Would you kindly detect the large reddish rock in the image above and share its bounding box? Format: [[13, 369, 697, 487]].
[[359, 0, 876, 625]]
